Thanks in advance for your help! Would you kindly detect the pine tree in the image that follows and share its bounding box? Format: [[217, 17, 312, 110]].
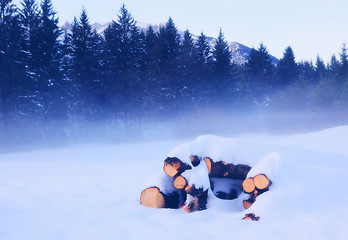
[[157, 17, 181, 111], [0, 0, 27, 132], [69, 8, 101, 121], [297, 60, 315, 87], [276, 46, 297, 86], [212, 29, 232, 80], [314, 55, 327, 81], [246, 43, 274, 104], [178, 30, 196, 104], [211, 29, 233, 99], [339, 43, 348, 81], [195, 32, 212, 98], [327, 55, 340, 81]]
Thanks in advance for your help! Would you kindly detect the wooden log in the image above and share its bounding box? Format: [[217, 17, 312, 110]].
[[242, 199, 254, 209], [163, 157, 192, 177], [223, 164, 251, 180], [210, 161, 228, 178], [140, 187, 165, 208], [173, 175, 188, 190], [205, 158, 251, 180], [190, 155, 201, 167], [242, 213, 260, 221], [140, 187, 186, 209], [203, 157, 213, 174], [254, 174, 272, 190], [242, 178, 255, 193]]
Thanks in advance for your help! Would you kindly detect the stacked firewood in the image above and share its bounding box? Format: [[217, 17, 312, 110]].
[[140, 155, 271, 219], [242, 174, 272, 210]]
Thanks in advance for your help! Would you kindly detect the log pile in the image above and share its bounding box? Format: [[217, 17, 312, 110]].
[[242, 174, 272, 212], [140, 154, 272, 219]]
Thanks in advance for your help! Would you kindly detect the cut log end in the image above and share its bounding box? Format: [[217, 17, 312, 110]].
[[163, 157, 192, 177], [254, 174, 271, 190], [174, 176, 187, 190], [163, 163, 178, 177], [140, 187, 165, 208], [242, 178, 255, 193], [203, 157, 213, 174], [243, 199, 254, 209]]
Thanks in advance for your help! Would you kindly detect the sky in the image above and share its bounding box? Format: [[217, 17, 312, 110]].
[[13, 0, 348, 63]]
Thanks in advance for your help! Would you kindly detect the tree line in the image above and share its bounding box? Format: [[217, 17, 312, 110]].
[[1, 0, 348, 145]]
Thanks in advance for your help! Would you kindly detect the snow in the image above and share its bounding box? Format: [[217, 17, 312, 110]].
[[1, 126, 348, 239]]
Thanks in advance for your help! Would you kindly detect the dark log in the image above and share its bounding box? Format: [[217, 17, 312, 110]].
[[185, 184, 204, 198], [210, 161, 228, 177], [242, 213, 260, 221], [190, 155, 201, 167], [163, 157, 192, 177], [205, 158, 251, 180], [173, 175, 188, 190], [223, 164, 251, 180], [184, 190, 208, 213]]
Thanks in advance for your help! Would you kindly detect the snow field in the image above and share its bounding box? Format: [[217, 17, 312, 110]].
[[0, 127, 348, 239]]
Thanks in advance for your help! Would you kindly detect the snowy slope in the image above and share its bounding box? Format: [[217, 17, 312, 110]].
[[1, 127, 348, 239]]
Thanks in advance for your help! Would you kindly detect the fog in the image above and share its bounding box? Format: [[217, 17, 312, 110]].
[[1, 104, 347, 154]]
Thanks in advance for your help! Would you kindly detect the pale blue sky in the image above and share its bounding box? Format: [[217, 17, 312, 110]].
[[13, 0, 348, 62]]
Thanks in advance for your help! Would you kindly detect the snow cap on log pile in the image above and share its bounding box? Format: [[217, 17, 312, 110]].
[[246, 152, 280, 181]]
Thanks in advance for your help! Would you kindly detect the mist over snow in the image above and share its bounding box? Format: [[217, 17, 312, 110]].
[[1, 125, 348, 239]]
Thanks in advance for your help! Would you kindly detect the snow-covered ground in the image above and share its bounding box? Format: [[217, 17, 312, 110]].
[[1, 126, 348, 240]]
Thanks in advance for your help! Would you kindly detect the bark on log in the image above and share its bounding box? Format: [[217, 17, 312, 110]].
[[185, 184, 204, 198], [204, 157, 251, 180], [190, 155, 201, 167], [242, 178, 255, 193], [242, 213, 260, 221], [163, 157, 192, 177], [173, 175, 188, 190], [253, 174, 272, 190], [210, 161, 228, 178], [223, 164, 251, 180]]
